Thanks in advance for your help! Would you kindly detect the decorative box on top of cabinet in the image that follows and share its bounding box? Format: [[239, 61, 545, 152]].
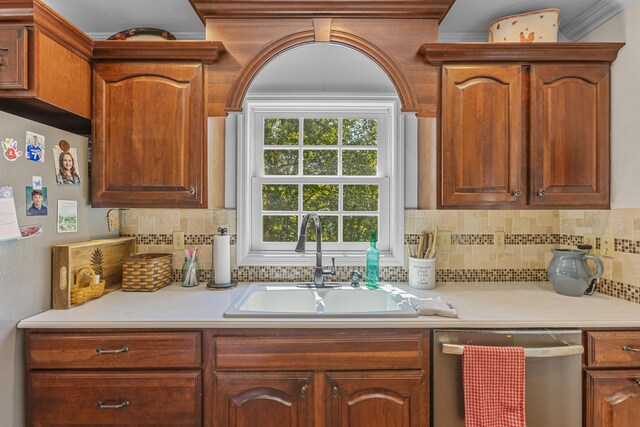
[[419, 43, 624, 210], [585, 330, 640, 427], [91, 40, 225, 208], [0, 0, 93, 134]]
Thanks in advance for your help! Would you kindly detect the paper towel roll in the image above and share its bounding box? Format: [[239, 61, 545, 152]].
[[213, 234, 231, 284]]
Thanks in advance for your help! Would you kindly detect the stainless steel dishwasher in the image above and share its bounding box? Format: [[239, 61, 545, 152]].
[[433, 329, 583, 427]]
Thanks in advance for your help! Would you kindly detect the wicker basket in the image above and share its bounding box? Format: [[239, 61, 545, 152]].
[[70, 267, 106, 305], [122, 253, 172, 292]]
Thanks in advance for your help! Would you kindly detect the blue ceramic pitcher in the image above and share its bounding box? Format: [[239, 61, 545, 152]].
[[547, 249, 604, 297]]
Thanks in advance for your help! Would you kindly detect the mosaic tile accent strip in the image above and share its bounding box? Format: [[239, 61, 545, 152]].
[[172, 267, 549, 285], [173, 266, 408, 284], [124, 234, 173, 245], [437, 269, 548, 282], [452, 234, 494, 245], [558, 234, 583, 247], [616, 238, 640, 254], [505, 234, 558, 245], [598, 278, 640, 304], [124, 234, 237, 246], [404, 233, 640, 254]]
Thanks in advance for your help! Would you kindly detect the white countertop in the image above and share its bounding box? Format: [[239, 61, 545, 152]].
[[17, 282, 640, 329]]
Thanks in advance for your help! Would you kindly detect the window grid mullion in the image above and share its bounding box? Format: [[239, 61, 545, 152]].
[[338, 117, 343, 178], [298, 117, 304, 177], [257, 111, 388, 249]]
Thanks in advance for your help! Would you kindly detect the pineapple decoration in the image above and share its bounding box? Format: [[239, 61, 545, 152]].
[[91, 248, 104, 278]]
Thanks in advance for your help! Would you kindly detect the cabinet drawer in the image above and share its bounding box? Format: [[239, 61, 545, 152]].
[[26, 332, 201, 369], [0, 26, 28, 89], [28, 371, 201, 426], [587, 331, 640, 368], [214, 331, 427, 370]]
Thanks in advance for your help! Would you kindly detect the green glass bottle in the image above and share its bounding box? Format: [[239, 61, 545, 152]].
[[365, 229, 380, 289]]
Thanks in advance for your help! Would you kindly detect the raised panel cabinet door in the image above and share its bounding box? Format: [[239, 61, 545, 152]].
[[327, 371, 427, 427], [213, 371, 313, 427], [586, 370, 640, 427], [440, 65, 526, 208], [0, 26, 28, 89], [92, 62, 207, 208], [530, 64, 610, 208]]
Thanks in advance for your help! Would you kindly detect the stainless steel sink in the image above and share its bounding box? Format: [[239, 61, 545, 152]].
[[223, 283, 418, 318]]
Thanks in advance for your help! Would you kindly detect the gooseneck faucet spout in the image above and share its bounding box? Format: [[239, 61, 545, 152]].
[[296, 213, 337, 287]]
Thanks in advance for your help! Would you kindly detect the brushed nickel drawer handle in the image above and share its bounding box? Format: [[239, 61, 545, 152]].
[[622, 345, 640, 353], [96, 346, 128, 354], [97, 400, 129, 409]]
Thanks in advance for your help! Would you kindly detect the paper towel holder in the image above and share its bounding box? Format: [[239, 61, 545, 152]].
[[207, 226, 237, 290]]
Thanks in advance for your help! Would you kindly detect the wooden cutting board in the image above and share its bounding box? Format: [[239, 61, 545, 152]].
[[52, 237, 136, 309]]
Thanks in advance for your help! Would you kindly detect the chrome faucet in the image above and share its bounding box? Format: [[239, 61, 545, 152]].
[[295, 213, 337, 287]]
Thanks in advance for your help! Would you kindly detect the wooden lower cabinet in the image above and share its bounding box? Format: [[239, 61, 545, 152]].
[[212, 371, 427, 427], [584, 330, 640, 427], [25, 329, 429, 426], [586, 370, 640, 427], [213, 372, 314, 427], [328, 371, 427, 427], [28, 371, 202, 426]]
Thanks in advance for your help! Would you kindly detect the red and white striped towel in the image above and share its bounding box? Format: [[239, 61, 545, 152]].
[[463, 345, 526, 427]]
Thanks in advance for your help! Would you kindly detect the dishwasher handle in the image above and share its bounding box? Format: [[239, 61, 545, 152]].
[[441, 343, 584, 358]]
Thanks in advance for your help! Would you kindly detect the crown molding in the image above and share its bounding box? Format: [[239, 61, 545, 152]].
[[86, 31, 205, 41], [562, 0, 632, 41], [189, 0, 455, 21], [420, 42, 625, 64]]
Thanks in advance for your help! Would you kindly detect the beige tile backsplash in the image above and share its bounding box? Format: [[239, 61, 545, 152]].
[[121, 208, 640, 304]]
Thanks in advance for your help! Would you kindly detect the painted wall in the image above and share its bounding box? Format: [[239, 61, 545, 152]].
[[0, 111, 116, 426], [580, 1, 640, 208]]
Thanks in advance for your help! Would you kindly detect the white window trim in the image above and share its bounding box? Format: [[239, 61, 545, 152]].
[[237, 98, 404, 267]]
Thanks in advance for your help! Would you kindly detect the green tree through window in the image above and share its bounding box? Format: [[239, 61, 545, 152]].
[[261, 116, 380, 243]]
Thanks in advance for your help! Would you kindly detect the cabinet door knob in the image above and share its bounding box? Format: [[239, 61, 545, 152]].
[[300, 384, 308, 397], [332, 386, 339, 397], [622, 345, 640, 353], [96, 346, 128, 354], [188, 186, 196, 195], [512, 189, 521, 197], [97, 400, 129, 409], [537, 188, 547, 197], [635, 379, 640, 387]]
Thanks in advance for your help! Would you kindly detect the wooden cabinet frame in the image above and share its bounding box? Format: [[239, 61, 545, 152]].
[[420, 43, 624, 209]]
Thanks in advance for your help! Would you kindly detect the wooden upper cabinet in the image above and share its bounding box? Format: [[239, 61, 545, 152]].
[[421, 43, 624, 209], [91, 41, 224, 208], [440, 65, 526, 208], [530, 64, 610, 208], [0, 1, 93, 134], [0, 26, 28, 90]]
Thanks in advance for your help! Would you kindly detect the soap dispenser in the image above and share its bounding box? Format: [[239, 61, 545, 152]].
[[365, 229, 380, 289]]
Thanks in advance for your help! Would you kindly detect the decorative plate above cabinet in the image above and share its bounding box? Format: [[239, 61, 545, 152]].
[[91, 40, 225, 208], [419, 43, 624, 210]]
